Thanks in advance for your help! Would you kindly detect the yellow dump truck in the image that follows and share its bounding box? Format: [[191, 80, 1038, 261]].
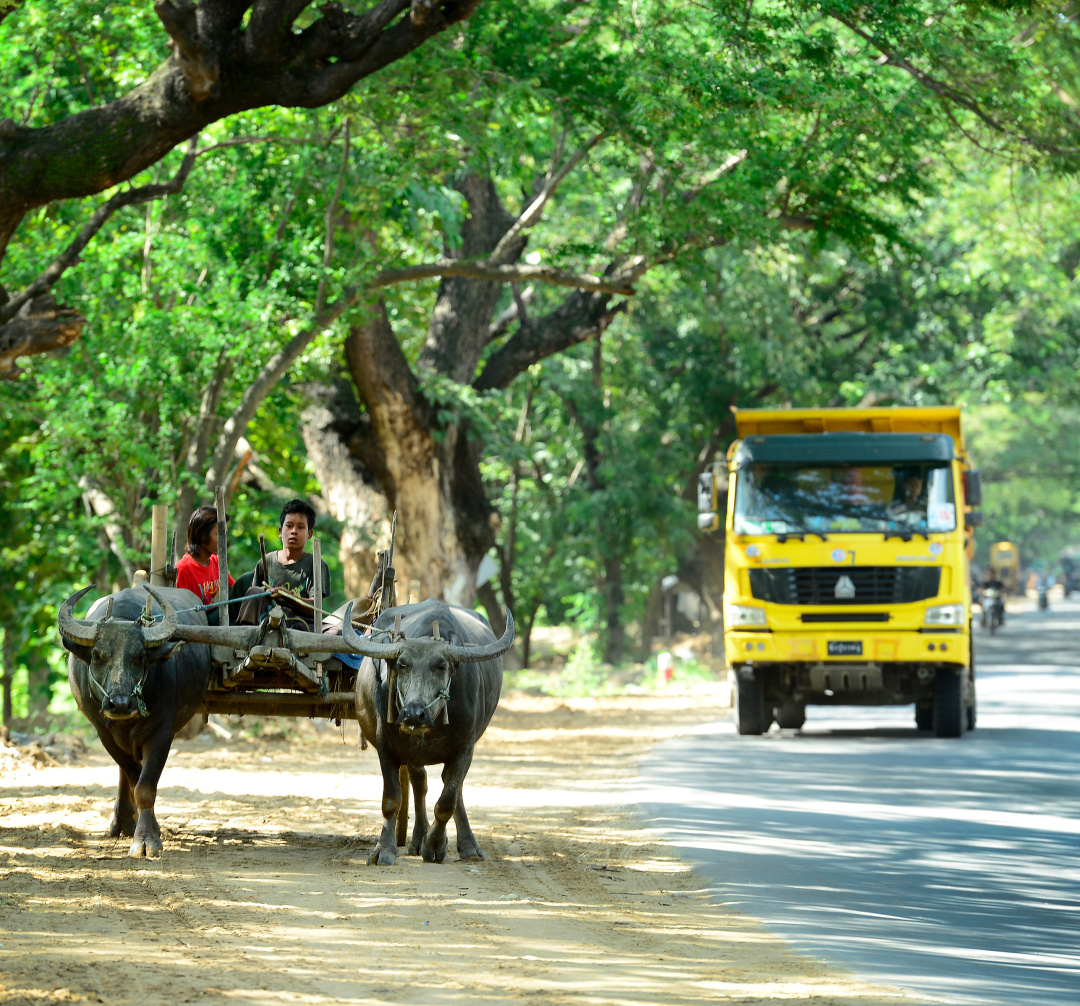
[[698, 407, 983, 738], [989, 542, 1021, 596]]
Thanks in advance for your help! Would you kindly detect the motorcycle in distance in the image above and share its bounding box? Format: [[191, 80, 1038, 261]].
[[981, 580, 1006, 634], [1037, 573, 1050, 611]]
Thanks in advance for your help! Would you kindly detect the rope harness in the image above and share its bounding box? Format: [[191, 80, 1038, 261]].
[[83, 611, 188, 719]]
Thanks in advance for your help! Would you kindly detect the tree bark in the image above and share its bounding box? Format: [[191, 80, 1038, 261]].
[[300, 382, 391, 597], [1, 628, 13, 725]]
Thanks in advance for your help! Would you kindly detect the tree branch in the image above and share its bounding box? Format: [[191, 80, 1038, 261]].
[[371, 258, 634, 296], [473, 288, 626, 392], [488, 131, 605, 263], [0, 0, 482, 260], [316, 118, 350, 313], [0, 140, 197, 326], [829, 10, 1078, 156], [202, 284, 364, 488]]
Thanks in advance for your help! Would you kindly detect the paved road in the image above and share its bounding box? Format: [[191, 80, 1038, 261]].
[[638, 598, 1080, 1005]]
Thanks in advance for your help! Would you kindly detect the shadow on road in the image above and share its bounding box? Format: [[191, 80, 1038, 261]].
[[638, 599, 1080, 1006]]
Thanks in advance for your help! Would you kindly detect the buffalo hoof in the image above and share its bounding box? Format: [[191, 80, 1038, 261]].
[[458, 843, 486, 862], [421, 833, 448, 864], [407, 828, 428, 856], [368, 846, 397, 866], [129, 835, 162, 859]]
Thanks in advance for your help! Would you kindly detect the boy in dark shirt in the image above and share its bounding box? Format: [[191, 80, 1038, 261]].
[[237, 499, 330, 629]]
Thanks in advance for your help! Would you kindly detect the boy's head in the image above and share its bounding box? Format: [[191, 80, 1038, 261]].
[[279, 499, 317, 550], [186, 506, 224, 557]]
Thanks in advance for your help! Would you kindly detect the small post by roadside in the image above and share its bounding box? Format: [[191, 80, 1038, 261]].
[[150, 505, 167, 587]]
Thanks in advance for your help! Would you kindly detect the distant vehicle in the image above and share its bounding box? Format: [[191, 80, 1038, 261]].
[[1060, 549, 1080, 597], [990, 542, 1021, 596], [699, 406, 983, 739], [981, 583, 1005, 633]]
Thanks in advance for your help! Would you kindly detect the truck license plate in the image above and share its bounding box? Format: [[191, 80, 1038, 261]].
[[827, 641, 863, 656]]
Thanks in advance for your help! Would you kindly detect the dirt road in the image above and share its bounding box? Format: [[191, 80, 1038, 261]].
[[0, 691, 914, 1005]]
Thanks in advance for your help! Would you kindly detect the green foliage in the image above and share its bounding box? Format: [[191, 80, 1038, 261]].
[[966, 398, 1080, 569], [5, 0, 1080, 710]]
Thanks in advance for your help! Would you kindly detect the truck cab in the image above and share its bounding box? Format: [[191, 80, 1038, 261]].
[[699, 407, 982, 738]]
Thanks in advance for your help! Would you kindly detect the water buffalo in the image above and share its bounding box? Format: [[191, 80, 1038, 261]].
[[58, 584, 212, 857], [342, 597, 514, 865]]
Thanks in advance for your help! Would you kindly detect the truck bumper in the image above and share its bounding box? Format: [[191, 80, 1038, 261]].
[[726, 629, 968, 668]]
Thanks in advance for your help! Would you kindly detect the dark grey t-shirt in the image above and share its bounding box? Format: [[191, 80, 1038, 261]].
[[253, 551, 330, 599]]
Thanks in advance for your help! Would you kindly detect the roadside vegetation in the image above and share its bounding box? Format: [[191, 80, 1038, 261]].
[[4, 1, 1080, 721]]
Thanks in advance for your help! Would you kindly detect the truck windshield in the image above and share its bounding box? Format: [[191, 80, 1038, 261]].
[[733, 462, 956, 536]]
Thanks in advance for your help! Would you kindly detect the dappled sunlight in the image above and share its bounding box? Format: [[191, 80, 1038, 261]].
[[0, 691, 910, 1006]]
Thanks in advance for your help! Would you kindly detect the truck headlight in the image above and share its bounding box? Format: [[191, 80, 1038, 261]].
[[726, 604, 767, 627], [925, 603, 965, 626]]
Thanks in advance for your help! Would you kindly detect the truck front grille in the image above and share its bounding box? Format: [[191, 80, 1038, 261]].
[[749, 566, 941, 606]]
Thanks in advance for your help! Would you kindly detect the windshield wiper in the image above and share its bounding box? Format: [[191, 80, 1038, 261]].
[[883, 527, 929, 542]]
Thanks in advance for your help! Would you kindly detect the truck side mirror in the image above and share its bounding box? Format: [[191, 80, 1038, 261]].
[[698, 472, 713, 513], [964, 469, 983, 507], [965, 510, 985, 529]]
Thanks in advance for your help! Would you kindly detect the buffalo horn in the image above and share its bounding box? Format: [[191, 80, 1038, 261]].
[[57, 586, 99, 647], [142, 588, 179, 647], [340, 602, 406, 661], [443, 608, 516, 663]]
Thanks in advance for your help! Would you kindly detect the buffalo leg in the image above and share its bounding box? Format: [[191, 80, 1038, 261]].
[[395, 765, 410, 848], [454, 793, 485, 861], [421, 747, 474, 864], [369, 746, 403, 866], [94, 730, 139, 838], [111, 765, 138, 838], [406, 766, 430, 856], [128, 726, 173, 858]]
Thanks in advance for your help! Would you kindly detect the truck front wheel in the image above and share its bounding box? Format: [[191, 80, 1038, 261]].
[[734, 674, 767, 736], [934, 669, 965, 738]]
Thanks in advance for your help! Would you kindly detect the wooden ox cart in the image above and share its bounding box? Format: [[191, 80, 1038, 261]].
[[149, 488, 397, 727]]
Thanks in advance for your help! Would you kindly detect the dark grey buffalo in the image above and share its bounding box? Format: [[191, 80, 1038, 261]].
[[58, 584, 212, 857], [342, 598, 514, 865]]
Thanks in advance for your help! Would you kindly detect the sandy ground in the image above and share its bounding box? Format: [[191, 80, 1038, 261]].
[[0, 689, 916, 1006]]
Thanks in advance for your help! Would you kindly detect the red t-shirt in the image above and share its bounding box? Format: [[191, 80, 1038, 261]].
[[175, 554, 235, 606]]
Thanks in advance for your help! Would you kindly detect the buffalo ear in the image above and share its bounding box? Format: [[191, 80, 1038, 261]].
[[148, 641, 185, 664], [61, 638, 93, 664]]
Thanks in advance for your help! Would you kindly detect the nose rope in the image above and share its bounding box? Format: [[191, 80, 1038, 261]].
[[395, 680, 451, 715]]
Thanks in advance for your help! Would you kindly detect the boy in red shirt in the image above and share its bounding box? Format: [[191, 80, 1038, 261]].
[[174, 506, 235, 625]]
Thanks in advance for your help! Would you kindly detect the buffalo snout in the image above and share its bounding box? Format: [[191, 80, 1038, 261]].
[[101, 693, 136, 718], [400, 701, 433, 729]]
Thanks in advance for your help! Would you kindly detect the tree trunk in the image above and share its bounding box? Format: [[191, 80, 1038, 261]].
[[300, 383, 391, 597], [1, 629, 14, 724]]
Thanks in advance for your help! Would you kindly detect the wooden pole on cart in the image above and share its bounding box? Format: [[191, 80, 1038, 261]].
[[313, 537, 323, 635], [313, 536, 324, 686], [382, 511, 398, 610], [168, 530, 177, 586], [149, 505, 167, 587], [215, 486, 230, 628]]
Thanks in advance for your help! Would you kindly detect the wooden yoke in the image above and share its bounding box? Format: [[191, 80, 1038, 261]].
[[215, 486, 230, 628]]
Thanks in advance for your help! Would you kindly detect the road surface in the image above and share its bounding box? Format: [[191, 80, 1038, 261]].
[[638, 598, 1080, 1005]]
